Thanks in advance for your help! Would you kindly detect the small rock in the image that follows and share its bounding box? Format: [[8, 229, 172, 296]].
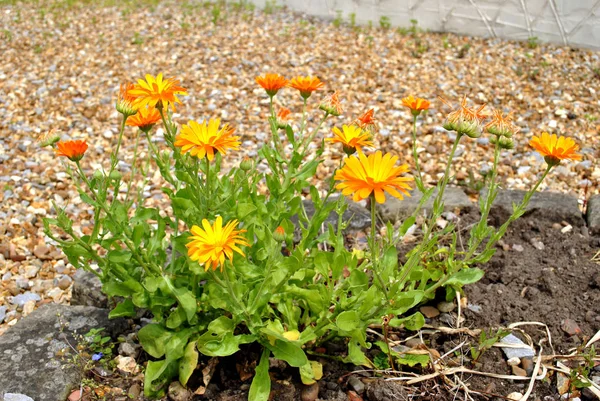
[[512, 244, 524, 252], [11, 292, 41, 307], [467, 304, 482, 314], [507, 357, 520, 366], [560, 224, 572, 234], [68, 390, 83, 401], [57, 275, 73, 290], [167, 381, 191, 401], [521, 357, 534, 376], [5, 394, 36, 401], [47, 288, 64, 302], [419, 306, 440, 318], [347, 390, 364, 401], [33, 245, 52, 260], [507, 392, 523, 400], [557, 372, 570, 395], [116, 356, 140, 375], [499, 334, 535, 359], [561, 319, 582, 336], [511, 365, 527, 377], [0, 305, 6, 323], [25, 265, 40, 278], [22, 300, 36, 316], [118, 342, 138, 357], [301, 383, 319, 401], [437, 302, 455, 313], [348, 376, 365, 394], [529, 238, 544, 250], [128, 383, 141, 398]]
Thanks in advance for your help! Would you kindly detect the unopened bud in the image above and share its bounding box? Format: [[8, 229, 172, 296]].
[[240, 157, 253, 172], [273, 226, 286, 242], [109, 171, 122, 180]]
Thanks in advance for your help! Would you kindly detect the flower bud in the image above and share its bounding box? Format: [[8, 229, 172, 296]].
[[319, 91, 343, 117], [273, 225, 286, 242], [109, 171, 122, 180], [240, 157, 253, 172], [37, 129, 62, 148], [93, 170, 103, 179]]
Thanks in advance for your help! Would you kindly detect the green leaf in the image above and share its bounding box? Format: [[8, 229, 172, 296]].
[[237, 202, 257, 219], [173, 287, 197, 322], [381, 246, 398, 281], [179, 342, 198, 387], [107, 249, 132, 264], [165, 329, 192, 361], [396, 353, 430, 367], [108, 299, 136, 318], [389, 312, 425, 331], [285, 125, 294, 143], [166, 306, 187, 329], [445, 268, 485, 286], [266, 340, 308, 367], [138, 324, 172, 358], [248, 348, 271, 401], [390, 290, 424, 315], [336, 311, 360, 332], [399, 216, 416, 236], [144, 359, 178, 398]]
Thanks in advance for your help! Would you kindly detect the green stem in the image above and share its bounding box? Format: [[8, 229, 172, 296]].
[[411, 115, 425, 192], [124, 129, 142, 205], [434, 133, 462, 210], [300, 98, 307, 139], [110, 115, 128, 171], [205, 157, 211, 213], [370, 195, 389, 301]]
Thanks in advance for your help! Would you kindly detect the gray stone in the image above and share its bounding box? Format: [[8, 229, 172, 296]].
[[587, 195, 600, 235], [499, 334, 535, 360], [10, 292, 40, 307], [0, 305, 6, 323], [483, 189, 583, 225], [0, 304, 128, 401], [71, 269, 108, 308], [293, 197, 371, 239], [3, 394, 35, 401], [379, 187, 473, 223]]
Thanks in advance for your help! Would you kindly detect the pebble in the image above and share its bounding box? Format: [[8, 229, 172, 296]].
[[529, 238, 544, 250], [118, 342, 138, 357], [128, 383, 141, 398], [348, 376, 365, 394], [507, 392, 523, 400], [56, 274, 73, 290], [511, 365, 527, 377], [0, 306, 6, 323], [301, 383, 319, 401], [512, 244, 524, 252], [116, 356, 140, 375], [11, 292, 41, 307], [436, 301, 455, 313], [420, 306, 440, 318], [521, 357, 534, 376], [560, 319, 582, 336], [507, 357, 520, 366], [167, 381, 192, 401], [22, 300, 36, 316], [500, 334, 535, 359]]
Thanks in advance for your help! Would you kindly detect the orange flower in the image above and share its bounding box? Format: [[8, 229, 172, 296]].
[[186, 216, 250, 272], [319, 91, 343, 116], [485, 109, 520, 138], [334, 151, 413, 204], [529, 132, 582, 166], [55, 140, 88, 162], [273, 226, 286, 242], [255, 73, 288, 97], [354, 109, 377, 131], [401, 95, 430, 116], [327, 125, 373, 155], [116, 82, 138, 117], [288, 76, 325, 99], [440, 95, 487, 138], [174, 119, 241, 161], [126, 106, 162, 132], [128, 73, 188, 112]]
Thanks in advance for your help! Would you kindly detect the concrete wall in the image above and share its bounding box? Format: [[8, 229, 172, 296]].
[[252, 0, 600, 50]]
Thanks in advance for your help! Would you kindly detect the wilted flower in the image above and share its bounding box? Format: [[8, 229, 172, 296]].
[[485, 109, 520, 138], [401, 95, 430, 117], [529, 132, 582, 166], [128, 73, 187, 112], [186, 216, 250, 272], [255, 73, 288, 97], [276, 107, 292, 129], [327, 125, 373, 155], [288, 76, 325, 99], [37, 128, 61, 148], [354, 109, 377, 132], [116, 83, 138, 117], [126, 106, 162, 133], [55, 140, 88, 162], [319, 91, 343, 116], [335, 151, 413, 204], [174, 119, 241, 161], [440, 96, 487, 138]]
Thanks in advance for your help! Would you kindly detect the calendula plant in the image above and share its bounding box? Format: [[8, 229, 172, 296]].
[[42, 71, 583, 399]]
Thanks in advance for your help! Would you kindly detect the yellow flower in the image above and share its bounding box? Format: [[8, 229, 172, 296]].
[[335, 151, 413, 204], [529, 132, 582, 166], [174, 119, 241, 161], [128, 73, 188, 112], [327, 125, 373, 155], [186, 216, 250, 272]]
